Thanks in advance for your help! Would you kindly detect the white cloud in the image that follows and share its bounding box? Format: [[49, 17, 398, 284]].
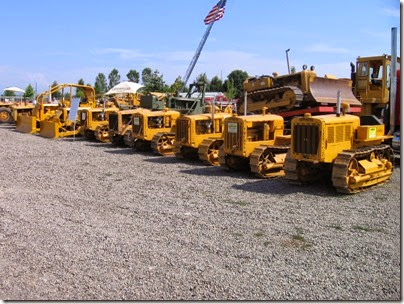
[[93, 48, 153, 60], [305, 44, 350, 54], [383, 8, 400, 17]]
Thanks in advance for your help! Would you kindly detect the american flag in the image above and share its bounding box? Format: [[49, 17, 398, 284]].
[[204, 0, 227, 25]]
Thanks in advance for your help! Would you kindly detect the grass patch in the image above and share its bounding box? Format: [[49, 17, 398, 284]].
[[283, 227, 312, 249], [254, 232, 264, 238], [292, 234, 306, 242], [328, 224, 343, 231], [263, 241, 270, 247], [224, 199, 249, 207], [352, 225, 383, 233], [105, 172, 113, 177]]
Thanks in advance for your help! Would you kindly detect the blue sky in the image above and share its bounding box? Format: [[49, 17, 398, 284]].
[[0, 0, 400, 93]]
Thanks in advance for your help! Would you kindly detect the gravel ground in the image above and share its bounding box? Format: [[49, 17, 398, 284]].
[[0, 124, 401, 300]]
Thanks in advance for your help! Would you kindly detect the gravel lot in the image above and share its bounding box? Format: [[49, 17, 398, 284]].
[[0, 124, 401, 300]]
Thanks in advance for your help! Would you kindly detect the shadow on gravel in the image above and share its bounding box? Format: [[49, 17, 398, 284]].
[[233, 178, 338, 196], [143, 155, 185, 164], [180, 166, 257, 179], [58, 137, 87, 142], [0, 124, 15, 129], [104, 148, 135, 155]]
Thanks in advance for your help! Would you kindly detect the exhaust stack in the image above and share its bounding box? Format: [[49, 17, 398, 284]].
[[388, 27, 398, 135], [336, 90, 341, 117]]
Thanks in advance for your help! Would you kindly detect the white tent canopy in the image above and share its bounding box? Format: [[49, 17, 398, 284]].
[[105, 81, 144, 95], [3, 86, 25, 93]]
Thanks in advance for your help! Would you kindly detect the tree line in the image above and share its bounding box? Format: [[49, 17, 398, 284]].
[[12, 68, 249, 101]]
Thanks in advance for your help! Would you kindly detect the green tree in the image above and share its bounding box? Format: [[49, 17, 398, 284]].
[[169, 76, 184, 93], [51, 80, 61, 100], [94, 73, 107, 96], [195, 73, 210, 86], [108, 68, 120, 90], [224, 79, 236, 101], [23, 84, 35, 99], [226, 70, 249, 98], [209, 76, 223, 92], [4, 90, 15, 96], [141, 67, 152, 86], [143, 69, 169, 93], [127, 69, 140, 83], [75, 78, 85, 98]]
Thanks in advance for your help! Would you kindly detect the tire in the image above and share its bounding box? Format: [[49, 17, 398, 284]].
[[0, 107, 12, 123]]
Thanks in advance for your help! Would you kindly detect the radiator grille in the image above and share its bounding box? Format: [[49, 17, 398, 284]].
[[224, 120, 242, 150], [176, 118, 189, 143], [345, 125, 351, 141], [132, 115, 143, 136], [336, 126, 344, 142], [293, 124, 319, 155], [327, 126, 334, 144], [109, 114, 119, 131]]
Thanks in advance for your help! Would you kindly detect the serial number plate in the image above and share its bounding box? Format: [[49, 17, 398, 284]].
[[227, 122, 238, 133]]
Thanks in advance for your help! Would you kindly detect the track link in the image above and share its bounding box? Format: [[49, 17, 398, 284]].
[[151, 132, 175, 156], [332, 145, 394, 194], [250, 145, 289, 178], [198, 138, 224, 166]]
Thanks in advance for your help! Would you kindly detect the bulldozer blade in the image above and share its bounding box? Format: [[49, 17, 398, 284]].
[[16, 115, 37, 134], [309, 77, 361, 106], [39, 121, 60, 138]]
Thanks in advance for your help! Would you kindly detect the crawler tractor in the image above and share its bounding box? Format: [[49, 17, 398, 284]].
[[107, 92, 167, 146], [219, 107, 291, 178], [133, 82, 207, 155], [239, 69, 362, 124], [173, 109, 232, 165], [284, 101, 394, 194], [80, 107, 119, 141]]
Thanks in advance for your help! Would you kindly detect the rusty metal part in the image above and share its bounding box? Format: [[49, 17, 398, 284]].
[[309, 77, 361, 106]]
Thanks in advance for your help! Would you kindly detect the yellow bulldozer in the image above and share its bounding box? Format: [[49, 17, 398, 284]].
[[284, 100, 394, 194], [219, 107, 291, 178], [173, 107, 232, 166], [16, 83, 97, 138], [80, 106, 119, 141], [16, 88, 64, 134], [239, 68, 362, 124]]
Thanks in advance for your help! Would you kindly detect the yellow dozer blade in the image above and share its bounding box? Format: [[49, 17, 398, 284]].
[[16, 115, 37, 134], [39, 120, 60, 138], [309, 77, 361, 106]]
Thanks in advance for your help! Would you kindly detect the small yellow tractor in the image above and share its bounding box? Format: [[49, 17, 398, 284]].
[[219, 107, 291, 178], [173, 107, 232, 165], [107, 92, 167, 146], [80, 106, 119, 141], [133, 82, 207, 155], [284, 100, 394, 194], [0, 100, 34, 124]]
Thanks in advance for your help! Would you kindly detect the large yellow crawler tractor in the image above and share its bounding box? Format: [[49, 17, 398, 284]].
[[284, 102, 394, 194], [239, 69, 362, 118], [173, 110, 232, 165], [219, 107, 291, 178]]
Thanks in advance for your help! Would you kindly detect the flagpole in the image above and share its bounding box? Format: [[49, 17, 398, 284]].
[[181, 0, 226, 91]]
